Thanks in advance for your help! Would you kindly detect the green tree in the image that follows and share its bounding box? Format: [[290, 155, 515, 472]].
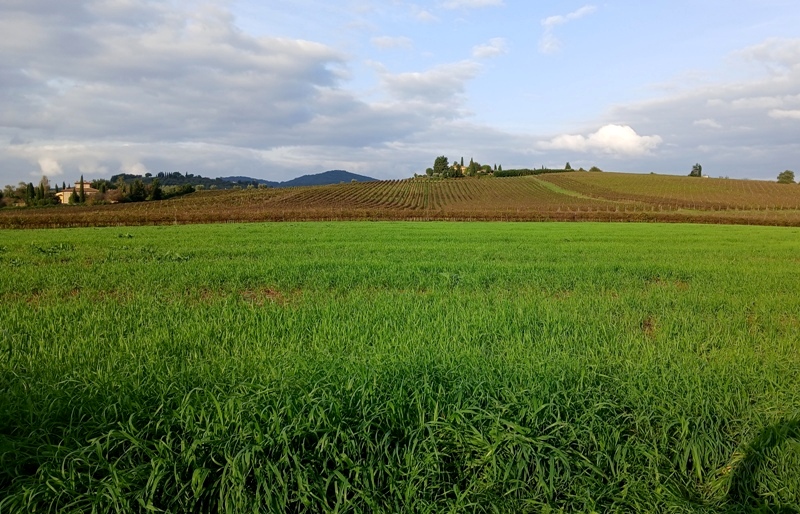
[[433, 156, 449, 176], [460, 157, 464, 167], [149, 178, 163, 200], [79, 175, 86, 203], [777, 170, 795, 184], [425, 167, 434, 177], [565, 162, 572, 170], [589, 166, 603, 172], [466, 158, 478, 177], [25, 182, 35, 204], [689, 163, 702, 177], [69, 189, 79, 204], [497, 164, 502, 172], [129, 179, 147, 202]]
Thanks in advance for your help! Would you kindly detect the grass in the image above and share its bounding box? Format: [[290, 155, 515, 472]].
[[1, 222, 799, 512]]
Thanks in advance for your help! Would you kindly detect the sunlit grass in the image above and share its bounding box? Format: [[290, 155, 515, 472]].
[[1, 222, 799, 512]]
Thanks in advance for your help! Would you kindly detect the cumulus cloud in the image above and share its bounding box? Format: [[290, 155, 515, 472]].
[[37, 157, 63, 177], [539, 5, 596, 54], [738, 37, 800, 72], [591, 38, 800, 178], [538, 125, 663, 156], [769, 109, 800, 120], [376, 61, 482, 113], [0, 0, 501, 183], [694, 119, 722, 129], [472, 38, 508, 59]]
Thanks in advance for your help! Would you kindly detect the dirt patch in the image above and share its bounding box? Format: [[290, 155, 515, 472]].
[[641, 316, 657, 338], [552, 290, 573, 300], [240, 287, 293, 306]]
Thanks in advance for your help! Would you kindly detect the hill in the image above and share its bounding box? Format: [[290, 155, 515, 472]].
[[220, 170, 378, 188], [2, 172, 799, 228]]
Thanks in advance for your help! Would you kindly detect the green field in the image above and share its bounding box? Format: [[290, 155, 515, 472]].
[[1, 222, 799, 512]]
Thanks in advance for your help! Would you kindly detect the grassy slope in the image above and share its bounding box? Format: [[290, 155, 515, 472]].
[[1, 222, 799, 512], [2, 173, 800, 228]]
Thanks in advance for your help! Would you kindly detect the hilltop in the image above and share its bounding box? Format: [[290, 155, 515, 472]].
[[221, 170, 378, 188], [2, 171, 799, 228]]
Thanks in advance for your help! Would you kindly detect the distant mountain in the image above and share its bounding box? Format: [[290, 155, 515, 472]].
[[221, 170, 378, 188], [219, 176, 278, 187]]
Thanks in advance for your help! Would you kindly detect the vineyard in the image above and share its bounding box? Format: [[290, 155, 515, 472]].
[[1, 173, 799, 228]]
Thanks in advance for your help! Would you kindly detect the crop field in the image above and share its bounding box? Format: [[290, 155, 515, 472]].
[[2, 173, 800, 228], [1, 222, 799, 513], [539, 173, 800, 211]]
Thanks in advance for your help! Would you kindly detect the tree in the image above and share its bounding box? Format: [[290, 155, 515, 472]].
[[497, 165, 502, 172], [589, 166, 602, 172], [565, 162, 572, 170], [129, 179, 147, 202], [460, 157, 464, 167], [69, 189, 79, 204], [433, 156, 449, 176], [467, 157, 478, 177], [425, 167, 434, 177], [149, 178, 163, 200], [79, 175, 86, 203], [689, 163, 702, 177], [777, 170, 795, 184]]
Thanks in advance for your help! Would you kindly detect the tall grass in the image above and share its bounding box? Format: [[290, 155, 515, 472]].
[[1, 222, 799, 512]]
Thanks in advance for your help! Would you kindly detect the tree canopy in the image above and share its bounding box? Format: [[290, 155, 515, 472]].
[[777, 170, 795, 184], [433, 156, 449, 176]]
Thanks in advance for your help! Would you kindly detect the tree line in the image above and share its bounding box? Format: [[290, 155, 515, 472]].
[[0, 174, 195, 208], [422, 157, 600, 179]]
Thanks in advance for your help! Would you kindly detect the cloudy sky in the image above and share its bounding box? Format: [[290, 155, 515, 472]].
[[1, 0, 799, 185]]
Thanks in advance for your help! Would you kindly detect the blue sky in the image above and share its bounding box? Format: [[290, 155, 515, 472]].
[[1, 1, 799, 185]]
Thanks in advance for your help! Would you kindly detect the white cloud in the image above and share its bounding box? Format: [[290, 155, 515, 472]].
[[37, 157, 63, 177], [769, 109, 800, 120], [441, 0, 504, 9], [372, 36, 413, 50], [414, 9, 438, 22], [538, 125, 663, 156], [730, 96, 784, 109], [472, 38, 508, 59], [738, 37, 800, 71], [378, 60, 481, 107], [539, 5, 596, 54], [693, 119, 722, 129], [541, 5, 597, 28]]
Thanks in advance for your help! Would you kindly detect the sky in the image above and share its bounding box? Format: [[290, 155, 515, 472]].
[[1, 0, 799, 186]]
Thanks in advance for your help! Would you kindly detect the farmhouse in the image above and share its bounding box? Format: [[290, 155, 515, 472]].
[[55, 182, 99, 203]]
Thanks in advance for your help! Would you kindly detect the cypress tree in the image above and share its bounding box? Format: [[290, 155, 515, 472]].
[[79, 175, 86, 203]]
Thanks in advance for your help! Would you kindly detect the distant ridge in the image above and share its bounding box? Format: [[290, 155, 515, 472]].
[[221, 170, 378, 188]]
